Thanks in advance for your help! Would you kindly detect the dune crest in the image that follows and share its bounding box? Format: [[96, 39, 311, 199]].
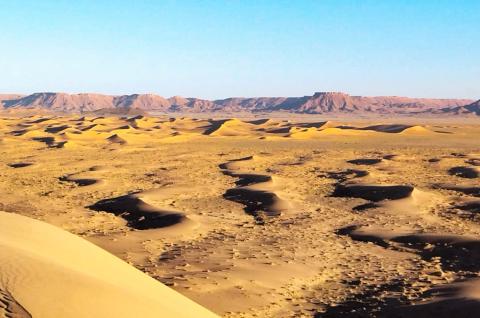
[[0, 211, 218, 318]]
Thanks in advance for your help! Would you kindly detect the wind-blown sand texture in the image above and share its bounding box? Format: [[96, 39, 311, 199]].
[[0, 211, 218, 318], [0, 114, 479, 317]]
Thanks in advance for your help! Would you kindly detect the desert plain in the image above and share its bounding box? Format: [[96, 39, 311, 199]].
[[1, 114, 480, 317]]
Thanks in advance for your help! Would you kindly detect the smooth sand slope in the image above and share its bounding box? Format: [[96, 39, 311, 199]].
[[0, 211, 218, 318]]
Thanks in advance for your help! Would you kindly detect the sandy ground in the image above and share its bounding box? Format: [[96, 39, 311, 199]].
[[0, 114, 479, 317]]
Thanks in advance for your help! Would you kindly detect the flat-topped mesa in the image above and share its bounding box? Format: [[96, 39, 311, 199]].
[[313, 91, 349, 97], [298, 92, 355, 113], [168, 96, 190, 107], [113, 94, 170, 110]]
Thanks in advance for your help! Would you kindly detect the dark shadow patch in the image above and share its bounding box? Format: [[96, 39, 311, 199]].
[[295, 121, 328, 128], [27, 117, 52, 124], [466, 159, 480, 167], [218, 156, 253, 170], [338, 226, 480, 273], [267, 127, 291, 134], [434, 184, 480, 197], [223, 188, 283, 218], [8, 162, 33, 168], [247, 119, 270, 125], [316, 279, 480, 318], [315, 280, 409, 318], [360, 124, 413, 133], [59, 175, 98, 186], [44, 125, 70, 133], [448, 166, 479, 179], [88, 194, 185, 230], [106, 134, 127, 144], [229, 173, 271, 186], [10, 129, 27, 136], [219, 157, 287, 222], [319, 169, 369, 183], [455, 201, 480, 214], [383, 154, 397, 160], [335, 225, 390, 248], [353, 202, 380, 211], [332, 184, 414, 202], [32, 136, 65, 148], [203, 119, 230, 135], [80, 124, 97, 131], [347, 158, 382, 165]]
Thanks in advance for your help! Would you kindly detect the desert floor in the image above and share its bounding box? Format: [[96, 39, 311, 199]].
[[1, 115, 480, 317]]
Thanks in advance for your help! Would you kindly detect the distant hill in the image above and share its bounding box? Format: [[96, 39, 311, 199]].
[[0, 91, 477, 116], [438, 99, 480, 116]]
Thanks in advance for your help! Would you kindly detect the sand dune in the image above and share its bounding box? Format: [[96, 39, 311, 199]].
[[1, 115, 480, 317], [220, 156, 292, 223], [0, 211, 218, 318], [0, 116, 450, 148], [331, 124, 434, 135], [89, 190, 188, 230], [106, 134, 128, 145]]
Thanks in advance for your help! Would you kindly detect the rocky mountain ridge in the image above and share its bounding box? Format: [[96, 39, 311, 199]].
[[1, 92, 477, 115]]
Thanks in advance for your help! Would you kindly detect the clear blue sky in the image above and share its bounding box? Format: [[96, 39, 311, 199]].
[[0, 0, 479, 99]]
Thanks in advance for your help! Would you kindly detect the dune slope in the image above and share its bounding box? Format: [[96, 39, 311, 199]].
[[0, 211, 218, 318]]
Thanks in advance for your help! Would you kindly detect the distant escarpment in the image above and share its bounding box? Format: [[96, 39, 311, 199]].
[[0, 92, 477, 116]]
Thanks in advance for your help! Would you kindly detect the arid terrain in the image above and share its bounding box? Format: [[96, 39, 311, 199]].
[[1, 114, 480, 317], [1, 91, 479, 116]]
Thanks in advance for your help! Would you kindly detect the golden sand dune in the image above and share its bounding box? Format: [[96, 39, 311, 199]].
[[1, 115, 480, 317], [220, 156, 293, 223], [1, 116, 444, 148], [89, 189, 189, 230], [0, 211, 218, 318]]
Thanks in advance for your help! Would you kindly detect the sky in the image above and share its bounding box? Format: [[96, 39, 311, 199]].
[[0, 0, 479, 99]]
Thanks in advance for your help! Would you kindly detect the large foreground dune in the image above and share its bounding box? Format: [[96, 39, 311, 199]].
[[0, 211, 218, 318], [0, 114, 479, 317]]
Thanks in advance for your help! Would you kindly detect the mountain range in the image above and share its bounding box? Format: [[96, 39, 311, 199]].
[[1, 92, 478, 116]]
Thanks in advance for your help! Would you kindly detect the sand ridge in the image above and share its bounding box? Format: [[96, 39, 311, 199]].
[[0, 211, 218, 318], [220, 156, 295, 224], [0, 115, 450, 150]]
